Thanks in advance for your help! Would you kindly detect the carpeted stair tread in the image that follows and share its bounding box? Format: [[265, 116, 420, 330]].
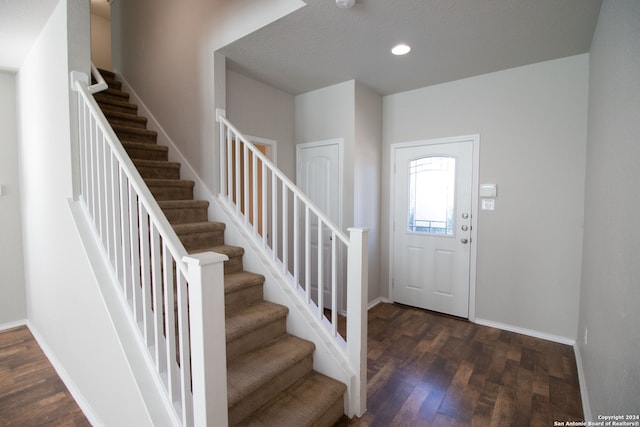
[[225, 301, 288, 341], [157, 200, 210, 224], [122, 141, 168, 161], [132, 159, 180, 179], [101, 87, 129, 101], [237, 372, 347, 427], [224, 272, 266, 314], [173, 221, 225, 234], [145, 179, 195, 201], [227, 334, 315, 407], [157, 200, 209, 209], [224, 271, 266, 295], [97, 68, 116, 79], [113, 124, 158, 142], [104, 110, 147, 128], [173, 221, 226, 249], [95, 94, 138, 113], [190, 243, 243, 258]]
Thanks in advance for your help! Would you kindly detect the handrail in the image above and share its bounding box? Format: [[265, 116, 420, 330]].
[[89, 63, 108, 94], [216, 109, 350, 246]]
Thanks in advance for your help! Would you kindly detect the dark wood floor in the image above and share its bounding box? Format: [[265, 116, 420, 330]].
[[0, 325, 90, 427], [339, 303, 583, 427], [1, 304, 583, 427]]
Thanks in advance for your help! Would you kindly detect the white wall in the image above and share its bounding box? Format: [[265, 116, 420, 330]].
[[226, 69, 295, 179], [90, 12, 111, 70], [0, 71, 27, 326], [16, 1, 152, 424], [578, 0, 640, 417], [382, 54, 589, 340]]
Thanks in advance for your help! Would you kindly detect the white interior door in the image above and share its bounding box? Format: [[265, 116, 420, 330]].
[[296, 140, 342, 310], [392, 139, 474, 318]]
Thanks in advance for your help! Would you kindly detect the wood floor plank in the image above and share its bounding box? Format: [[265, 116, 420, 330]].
[[0, 326, 90, 427], [342, 303, 584, 426]]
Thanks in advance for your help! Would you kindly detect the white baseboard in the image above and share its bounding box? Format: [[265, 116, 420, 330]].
[[367, 297, 391, 310], [25, 322, 104, 427], [573, 343, 592, 421], [0, 319, 27, 331], [474, 317, 576, 346]]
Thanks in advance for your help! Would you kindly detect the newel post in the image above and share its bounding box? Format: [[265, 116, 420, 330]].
[[183, 252, 229, 427], [346, 227, 369, 417]]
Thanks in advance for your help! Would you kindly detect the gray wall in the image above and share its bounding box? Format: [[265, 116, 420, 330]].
[[382, 54, 589, 340], [111, 0, 303, 193], [226, 69, 295, 180], [0, 71, 27, 326], [578, 0, 640, 417], [295, 80, 383, 303]]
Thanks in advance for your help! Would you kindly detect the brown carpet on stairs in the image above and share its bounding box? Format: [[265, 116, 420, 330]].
[[95, 69, 347, 427]]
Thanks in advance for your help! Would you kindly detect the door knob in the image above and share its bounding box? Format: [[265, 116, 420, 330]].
[[461, 238, 469, 244], [461, 213, 469, 219], [461, 225, 468, 231]]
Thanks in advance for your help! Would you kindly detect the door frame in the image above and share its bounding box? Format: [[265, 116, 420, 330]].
[[389, 134, 480, 321], [246, 134, 277, 163]]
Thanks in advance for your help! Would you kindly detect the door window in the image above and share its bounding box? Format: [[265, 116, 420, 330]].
[[408, 156, 456, 235]]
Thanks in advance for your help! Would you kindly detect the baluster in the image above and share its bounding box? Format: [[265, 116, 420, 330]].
[[271, 170, 278, 262], [129, 183, 142, 324], [317, 218, 323, 318], [243, 143, 250, 225], [150, 224, 165, 369], [234, 136, 241, 214], [163, 247, 178, 401], [252, 149, 258, 235], [119, 170, 133, 301], [219, 120, 226, 198], [305, 206, 311, 303], [176, 270, 193, 427], [331, 231, 338, 337], [226, 128, 233, 202], [282, 182, 288, 275], [262, 159, 268, 249], [293, 194, 299, 288], [139, 203, 153, 345]]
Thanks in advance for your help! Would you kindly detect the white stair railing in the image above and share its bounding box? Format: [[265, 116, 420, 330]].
[[216, 109, 368, 416], [72, 68, 228, 427]]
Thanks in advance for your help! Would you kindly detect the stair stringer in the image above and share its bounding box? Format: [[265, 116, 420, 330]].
[[113, 74, 359, 416], [69, 199, 182, 427]]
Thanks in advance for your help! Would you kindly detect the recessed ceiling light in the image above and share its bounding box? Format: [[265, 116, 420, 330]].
[[391, 44, 411, 56]]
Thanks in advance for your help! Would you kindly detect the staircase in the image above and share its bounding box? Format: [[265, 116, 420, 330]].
[[94, 69, 347, 426]]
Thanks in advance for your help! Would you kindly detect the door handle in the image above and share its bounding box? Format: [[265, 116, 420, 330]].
[[461, 238, 469, 244]]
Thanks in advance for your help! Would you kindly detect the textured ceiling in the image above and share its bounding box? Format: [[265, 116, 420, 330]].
[[220, 0, 603, 96]]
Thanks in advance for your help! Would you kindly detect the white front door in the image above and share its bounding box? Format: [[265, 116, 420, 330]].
[[296, 139, 343, 310], [391, 138, 475, 318]]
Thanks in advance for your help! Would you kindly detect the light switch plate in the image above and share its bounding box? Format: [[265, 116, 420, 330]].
[[480, 184, 497, 197], [481, 198, 495, 210]]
